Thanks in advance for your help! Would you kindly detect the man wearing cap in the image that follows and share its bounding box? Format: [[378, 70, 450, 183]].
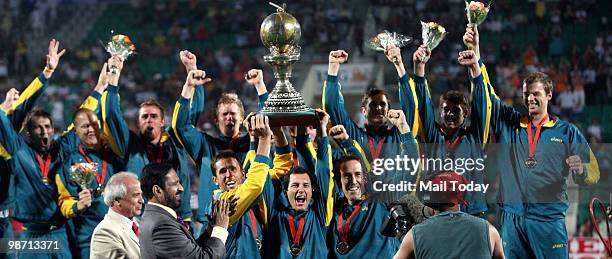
[[393, 171, 504, 259]]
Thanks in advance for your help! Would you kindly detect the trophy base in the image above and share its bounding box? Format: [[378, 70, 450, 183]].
[[259, 110, 318, 127]]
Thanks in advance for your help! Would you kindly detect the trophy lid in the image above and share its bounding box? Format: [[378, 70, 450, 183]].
[[260, 2, 301, 53]]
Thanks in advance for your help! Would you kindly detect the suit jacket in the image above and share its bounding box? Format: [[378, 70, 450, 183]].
[[139, 204, 225, 259], [90, 209, 141, 259]]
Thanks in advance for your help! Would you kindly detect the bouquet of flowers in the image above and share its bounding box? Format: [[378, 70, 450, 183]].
[[104, 31, 136, 61], [421, 21, 447, 51], [70, 162, 97, 191], [366, 30, 412, 52], [465, 1, 491, 25]]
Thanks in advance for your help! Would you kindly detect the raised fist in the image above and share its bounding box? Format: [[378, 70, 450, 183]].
[[179, 50, 197, 72], [245, 69, 264, 86], [386, 109, 407, 128], [185, 69, 212, 87], [329, 50, 349, 64], [457, 50, 478, 67], [329, 125, 349, 141]]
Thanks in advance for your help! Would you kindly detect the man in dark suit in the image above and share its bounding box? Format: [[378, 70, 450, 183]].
[[139, 163, 229, 259]]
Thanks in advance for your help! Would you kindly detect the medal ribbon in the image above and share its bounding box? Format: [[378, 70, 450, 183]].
[[147, 142, 164, 163], [37, 153, 52, 180], [79, 145, 107, 189], [445, 129, 462, 154], [248, 208, 259, 240], [293, 151, 299, 167], [367, 136, 385, 160], [527, 114, 549, 159], [287, 214, 306, 246], [338, 201, 363, 243], [226, 132, 241, 150]]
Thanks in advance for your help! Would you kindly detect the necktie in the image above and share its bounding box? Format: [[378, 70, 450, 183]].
[[177, 215, 190, 232], [132, 222, 139, 237]]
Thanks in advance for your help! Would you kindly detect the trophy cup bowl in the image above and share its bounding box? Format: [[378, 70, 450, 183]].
[[258, 3, 318, 127], [260, 11, 301, 54]]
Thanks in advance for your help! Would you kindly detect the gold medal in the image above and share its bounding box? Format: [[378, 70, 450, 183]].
[[525, 157, 537, 168], [290, 244, 301, 256], [336, 241, 350, 254], [96, 186, 103, 195], [42, 177, 49, 185]]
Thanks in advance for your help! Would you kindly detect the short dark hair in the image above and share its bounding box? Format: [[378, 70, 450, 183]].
[[139, 99, 165, 119], [439, 90, 470, 114], [140, 163, 175, 199], [211, 150, 242, 176], [361, 88, 390, 108], [333, 154, 365, 184], [282, 166, 315, 191], [24, 108, 53, 133], [523, 72, 553, 94]]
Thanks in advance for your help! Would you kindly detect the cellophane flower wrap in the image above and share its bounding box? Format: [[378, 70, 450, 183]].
[[421, 21, 447, 50], [466, 1, 491, 25], [105, 34, 136, 60], [366, 30, 411, 51], [70, 162, 97, 190]]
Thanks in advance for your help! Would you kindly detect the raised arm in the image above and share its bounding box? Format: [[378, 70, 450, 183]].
[[465, 25, 520, 132], [101, 56, 131, 158], [0, 109, 24, 160], [172, 69, 214, 161], [412, 45, 443, 144], [323, 50, 362, 140], [3, 39, 65, 129], [268, 126, 293, 180], [219, 114, 272, 225], [245, 69, 269, 110], [386, 45, 420, 137], [458, 49, 490, 146], [462, 24, 490, 146], [179, 50, 207, 125], [313, 110, 334, 226]]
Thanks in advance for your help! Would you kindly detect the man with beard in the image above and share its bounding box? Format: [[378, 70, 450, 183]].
[[0, 39, 78, 259], [323, 50, 419, 180], [90, 172, 143, 258], [172, 52, 269, 229], [474, 26, 600, 258], [384, 28, 490, 216], [102, 51, 199, 224], [57, 56, 125, 259], [262, 110, 334, 259], [139, 163, 230, 259]]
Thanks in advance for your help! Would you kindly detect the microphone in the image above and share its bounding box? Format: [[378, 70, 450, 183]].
[[380, 194, 428, 239]]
